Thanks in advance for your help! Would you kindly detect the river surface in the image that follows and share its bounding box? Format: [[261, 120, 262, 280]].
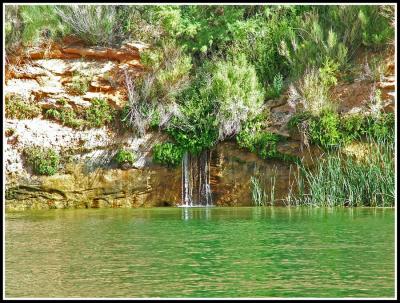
[[5, 207, 395, 298]]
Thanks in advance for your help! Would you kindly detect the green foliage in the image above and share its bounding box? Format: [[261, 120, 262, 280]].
[[237, 113, 298, 163], [289, 138, 394, 207], [289, 110, 394, 150], [67, 72, 90, 95], [308, 110, 342, 150], [85, 98, 114, 128], [5, 5, 23, 53], [24, 146, 60, 176], [56, 98, 68, 106], [45, 107, 85, 129], [15, 5, 68, 48], [123, 42, 192, 135], [292, 68, 336, 115], [178, 6, 246, 57], [364, 112, 395, 142], [266, 73, 284, 99], [167, 54, 264, 155], [149, 110, 161, 129], [5, 94, 41, 119], [54, 5, 126, 46], [232, 6, 301, 86], [152, 142, 184, 167], [287, 111, 313, 130], [114, 149, 136, 167], [340, 114, 365, 143], [319, 58, 339, 88]]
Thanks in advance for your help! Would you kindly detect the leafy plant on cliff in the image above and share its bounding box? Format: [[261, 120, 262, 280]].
[[152, 142, 184, 167], [122, 42, 192, 136], [114, 149, 136, 167], [24, 146, 60, 176], [165, 54, 265, 156], [237, 113, 299, 163], [85, 98, 114, 128], [45, 107, 85, 129], [67, 72, 91, 95], [5, 93, 41, 119]]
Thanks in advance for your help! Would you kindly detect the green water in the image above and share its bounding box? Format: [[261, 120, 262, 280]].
[[5, 207, 395, 298]]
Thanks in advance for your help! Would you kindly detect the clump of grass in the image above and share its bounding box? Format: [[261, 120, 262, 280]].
[[5, 94, 41, 119], [287, 137, 394, 207], [266, 73, 284, 99], [45, 98, 114, 129], [23, 146, 60, 176], [114, 149, 136, 168], [251, 176, 267, 206], [251, 169, 277, 206], [67, 72, 91, 95], [45, 107, 85, 129], [56, 98, 68, 106], [85, 98, 114, 128]]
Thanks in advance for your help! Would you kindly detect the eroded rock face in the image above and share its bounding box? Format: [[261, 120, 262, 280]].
[[5, 38, 147, 112], [5, 140, 316, 211]]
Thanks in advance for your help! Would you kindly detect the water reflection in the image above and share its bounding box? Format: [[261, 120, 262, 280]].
[[5, 207, 395, 298]]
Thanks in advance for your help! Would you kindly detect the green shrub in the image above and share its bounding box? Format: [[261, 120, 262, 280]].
[[340, 113, 365, 143], [167, 54, 265, 155], [290, 68, 336, 116], [24, 146, 60, 176], [114, 149, 136, 167], [237, 114, 298, 163], [364, 112, 394, 142], [5, 94, 41, 119], [123, 42, 192, 135], [85, 98, 114, 128], [5, 5, 23, 53], [266, 73, 284, 99], [56, 98, 68, 106], [308, 109, 342, 150], [67, 72, 90, 95], [152, 142, 184, 167], [45, 108, 61, 120], [45, 107, 85, 129]]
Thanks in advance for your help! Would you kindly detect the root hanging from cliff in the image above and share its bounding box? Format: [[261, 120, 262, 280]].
[[181, 150, 212, 207]]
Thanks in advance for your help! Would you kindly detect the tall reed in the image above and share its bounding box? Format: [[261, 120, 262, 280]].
[[287, 137, 394, 207]]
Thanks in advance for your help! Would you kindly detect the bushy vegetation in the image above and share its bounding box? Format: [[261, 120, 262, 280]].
[[5, 94, 41, 119], [287, 138, 394, 207], [288, 110, 394, 150], [44, 98, 114, 129], [152, 142, 184, 167], [45, 107, 86, 129], [114, 149, 136, 167], [23, 146, 60, 175], [67, 72, 91, 95], [85, 98, 114, 128], [237, 113, 299, 163]]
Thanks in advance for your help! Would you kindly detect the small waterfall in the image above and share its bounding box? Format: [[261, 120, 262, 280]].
[[181, 149, 212, 207]]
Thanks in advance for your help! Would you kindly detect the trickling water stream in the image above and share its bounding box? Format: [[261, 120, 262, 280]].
[[181, 150, 213, 207]]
